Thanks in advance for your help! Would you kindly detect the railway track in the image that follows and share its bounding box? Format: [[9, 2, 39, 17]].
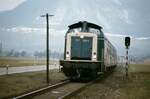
[[57, 71, 114, 99], [12, 77, 101, 99], [13, 80, 70, 99], [33, 77, 103, 99], [13, 72, 111, 99], [58, 78, 101, 99]]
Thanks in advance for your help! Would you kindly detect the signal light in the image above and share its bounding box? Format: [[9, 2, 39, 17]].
[[66, 51, 70, 58], [125, 37, 130, 49], [93, 52, 97, 59]]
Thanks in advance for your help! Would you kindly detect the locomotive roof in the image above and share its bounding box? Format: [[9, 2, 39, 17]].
[[68, 21, 102, 30], [67, 21, 116, 53]]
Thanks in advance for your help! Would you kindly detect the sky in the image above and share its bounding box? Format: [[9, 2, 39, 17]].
[[0, 0, 150, 57]]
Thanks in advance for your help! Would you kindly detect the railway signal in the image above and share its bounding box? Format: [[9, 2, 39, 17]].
[[125, 36, 131, 77], [125, 37, 130, 49], [41, 13, 54, 84]]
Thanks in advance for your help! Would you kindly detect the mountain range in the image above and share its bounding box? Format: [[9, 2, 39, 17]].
[[0, 0, 150, 58]]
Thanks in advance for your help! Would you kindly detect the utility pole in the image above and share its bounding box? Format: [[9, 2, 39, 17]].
[[0, 42, 2, 56], [41, 13, 54, 84], [125, 37, 131, 77]]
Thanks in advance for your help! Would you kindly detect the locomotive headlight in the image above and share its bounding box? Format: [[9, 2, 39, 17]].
[[93, 52, 97, 59], [66, 51, 70, 58], [80, 35, 84, 39]]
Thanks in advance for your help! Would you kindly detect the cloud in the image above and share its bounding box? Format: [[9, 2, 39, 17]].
[[1, 26, 66, 37], [5, 26, 149, 41], [105, 33, 127, 37], [0, 0, 26, 12], [96, 12, 112, 30], [105, 32, 150, 40], [35, 16, 61, 26], [112, 0, 122, 6], [119, 10, 133, 24], [34, 7, 66, 26], [134, 37, 150, 40], [103, 8, 132, 25], [53, 8, 66, 24], [5, 26, 43, 34]]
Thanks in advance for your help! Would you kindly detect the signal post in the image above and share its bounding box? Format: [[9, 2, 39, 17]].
[[125, 37, 131, 77]]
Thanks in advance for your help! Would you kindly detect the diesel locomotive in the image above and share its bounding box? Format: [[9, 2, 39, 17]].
[[60, 21, 117, 79]]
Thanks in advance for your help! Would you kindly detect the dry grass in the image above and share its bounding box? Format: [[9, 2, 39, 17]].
[[123, 73, 150, 99], [0, 57, 59, 67], [143, 59, 150, 64], [72, 71, 150, 99], [0, 70, 67, 98], [129, 64, 150, 72]]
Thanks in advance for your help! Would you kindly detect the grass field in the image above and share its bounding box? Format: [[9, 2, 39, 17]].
[[129, 64, 150, 72], [0, 57, 59, 67], [0, 70, 67, 98], [122, 72, 150, 99], [72, 71, 150, 99], [0, 63, 150, 98]]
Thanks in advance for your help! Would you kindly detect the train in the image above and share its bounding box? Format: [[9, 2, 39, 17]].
[[60, 21, 117, 80]]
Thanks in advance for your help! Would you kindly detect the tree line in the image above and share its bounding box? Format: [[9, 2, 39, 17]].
[[0, 49, 63, 59]]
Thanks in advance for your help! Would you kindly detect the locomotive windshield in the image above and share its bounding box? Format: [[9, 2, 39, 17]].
[[88, 27, 101, 35], [67, 27, 82, 33], [71, 37, 93, 60]]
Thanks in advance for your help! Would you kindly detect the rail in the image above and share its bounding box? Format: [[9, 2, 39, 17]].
[[13, 80, 70, 99]]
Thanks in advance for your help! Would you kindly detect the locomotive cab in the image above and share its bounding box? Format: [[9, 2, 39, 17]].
[[65, 21, 102, 61]]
